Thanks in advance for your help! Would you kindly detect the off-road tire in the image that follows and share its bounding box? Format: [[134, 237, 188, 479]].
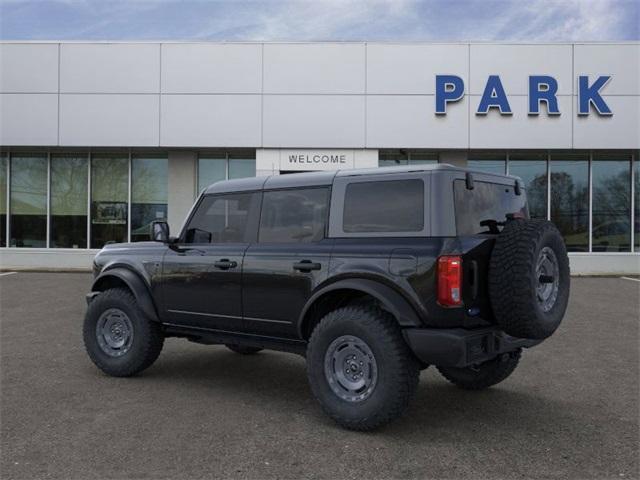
[[489, 219, 570, 340], [306, 305, 420, 431], [83, 288, 164, 377], [225, 344, 263, 355], [437, 349, 521, 390]]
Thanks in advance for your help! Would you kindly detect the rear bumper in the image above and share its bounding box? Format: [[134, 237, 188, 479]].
[[403, 327, 541, 368]]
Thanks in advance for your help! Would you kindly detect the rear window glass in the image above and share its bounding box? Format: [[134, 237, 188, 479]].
[[454, 180, 529, 235], [343, 179, 424, 233], [259, 188, 329, 243]]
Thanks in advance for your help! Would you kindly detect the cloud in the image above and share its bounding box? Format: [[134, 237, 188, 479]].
[[0, 0, 637, 41]]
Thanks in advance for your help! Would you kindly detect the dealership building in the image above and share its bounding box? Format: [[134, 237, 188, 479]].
[[0, 41, 638, 274]]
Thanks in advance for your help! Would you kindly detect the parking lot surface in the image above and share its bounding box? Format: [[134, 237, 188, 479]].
[[0, 273, 638, 480]]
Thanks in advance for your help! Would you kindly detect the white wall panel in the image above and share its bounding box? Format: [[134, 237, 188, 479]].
[[161, 95, 261, 147], [0, 44, 58, 93], [0, 94, 58, 145], [574, 44, 640, 95], [469, 95, 573, 149], [573, 96, 640, 149], [367, 44, 468, 94], [263, 43, 365, 94], [263, 95, 364, 147], [366, 95, 468, 148], [60, 43, 160, 93], [59, 94, 159, 146], [161, 44, 262, 93], [470, 44, 573, 95]]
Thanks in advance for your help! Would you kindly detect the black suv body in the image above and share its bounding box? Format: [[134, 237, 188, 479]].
[[84, 164, 570, 430]]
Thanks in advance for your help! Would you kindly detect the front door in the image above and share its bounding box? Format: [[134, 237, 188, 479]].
[[161, 191, 261, 331], [242, 187, 332, 339]]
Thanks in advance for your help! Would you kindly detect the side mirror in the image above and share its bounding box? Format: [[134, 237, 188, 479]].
[[151, 221, 170, 243]]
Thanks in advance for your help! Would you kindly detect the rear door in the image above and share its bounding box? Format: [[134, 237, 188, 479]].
[[161, 192, 261, 331], [241, 187, 333, 339]]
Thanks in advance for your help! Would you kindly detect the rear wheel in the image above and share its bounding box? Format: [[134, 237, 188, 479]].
[[225, 344, 262, 355], [306, 305, 420, 431], [437, 349, 521, 390], [83, 288, 164, 377]]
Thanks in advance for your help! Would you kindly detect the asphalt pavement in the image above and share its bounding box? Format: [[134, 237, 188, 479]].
[[0, 273, 638, 480]]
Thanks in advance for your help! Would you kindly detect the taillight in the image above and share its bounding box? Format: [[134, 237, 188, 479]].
[[437, 255, 462, 307]]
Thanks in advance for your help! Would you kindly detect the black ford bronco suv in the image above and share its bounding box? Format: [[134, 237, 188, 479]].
[[84, 164, 570, 430]]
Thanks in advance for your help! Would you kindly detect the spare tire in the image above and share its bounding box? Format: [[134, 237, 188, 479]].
[[489, 219, 570, 340]]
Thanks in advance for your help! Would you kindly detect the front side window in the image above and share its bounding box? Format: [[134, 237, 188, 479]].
[[184, 192, 258, 244], [454, 180, 528, 235], [343, 179, 424, 233], [259, 188, 329, 243], [10, 154, 47, 247]]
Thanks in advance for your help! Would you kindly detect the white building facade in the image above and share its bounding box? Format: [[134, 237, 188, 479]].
[[0, 41, 638, 274]]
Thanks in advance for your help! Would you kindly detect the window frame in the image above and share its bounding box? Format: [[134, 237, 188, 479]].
[[257, 186, 331, 244], [329, 173, 431, 238], [178, 191, 262, 245]]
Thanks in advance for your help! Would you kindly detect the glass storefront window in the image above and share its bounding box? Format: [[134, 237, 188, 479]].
[[131, 155, 168, 242], [468, 152, 506, 175], [408, 152, 438, 165], [379, 150, 408, 168], [198, 156, 226, 193], [508, 153, 548, 220], [0, 154, 7, 247], [198, 151, 256, 194], [50, 155, 88, 248], [91, 154, 128, 248], [10, 154, 47, 248], [228, 152, 256, 180], [550, 154, 589, 252], [591, 154, 631, 252]]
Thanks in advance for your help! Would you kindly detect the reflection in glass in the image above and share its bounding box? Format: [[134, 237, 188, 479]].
[[198, 156, 226, 193], [379, 150, 408, 168], [131, 156, 168, 242], [0, 155, 6, 247], [50, 155, 88, 248], [408, 152, 438, 165], [468, 152, 506, 174], [91, 155, 128, 248], [550, 155, 589, 252], [592, 155, 631, 252], [10, 155, 47, 247], [509, 153, 548, 219], [228, 152, 256, 180]]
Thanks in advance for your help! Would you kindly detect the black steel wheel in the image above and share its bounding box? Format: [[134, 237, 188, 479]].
[[306, 305, 419, 431], [83, 288, 164, 377]]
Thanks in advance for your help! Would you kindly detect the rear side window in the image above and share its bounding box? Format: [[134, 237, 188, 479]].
[[454, 180, 529, 235], [184, 192, 259, 244], [343, 179, 424, 233], [259, 188, 329, 243]]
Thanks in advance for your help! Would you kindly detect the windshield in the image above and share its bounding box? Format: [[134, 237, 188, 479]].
[[454, 179, 529, 235]]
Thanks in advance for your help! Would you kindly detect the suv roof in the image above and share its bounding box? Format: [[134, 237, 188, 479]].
[[203, 163, 521, 195]]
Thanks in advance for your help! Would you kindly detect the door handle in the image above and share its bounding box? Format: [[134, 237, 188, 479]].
[[213, 259, 238, 270], [293, 260, 321, 272]]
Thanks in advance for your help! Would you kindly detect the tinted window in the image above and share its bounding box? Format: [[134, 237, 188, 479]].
[[454, 180, 528, 235], [343, 179, 424, 233], [259, 188, 329, 243], [184, 193, 258, 244]]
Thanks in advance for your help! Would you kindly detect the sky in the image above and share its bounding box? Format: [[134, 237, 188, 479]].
[[0, 0, 638, 42]]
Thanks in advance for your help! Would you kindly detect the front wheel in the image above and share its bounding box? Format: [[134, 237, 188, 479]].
[[83, 288, 164, 377], [436, 349, 521, 390], [306, 305, 420, 431]]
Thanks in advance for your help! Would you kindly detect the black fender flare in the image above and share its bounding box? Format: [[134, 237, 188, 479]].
[[297, 278, 422, 337], [91, 267, 160, 323]]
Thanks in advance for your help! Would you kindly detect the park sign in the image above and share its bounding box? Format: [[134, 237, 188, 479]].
[[435, 75, 613, 116]]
